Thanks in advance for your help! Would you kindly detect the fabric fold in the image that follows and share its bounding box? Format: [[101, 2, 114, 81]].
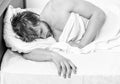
[[4, 0, 120, 54]]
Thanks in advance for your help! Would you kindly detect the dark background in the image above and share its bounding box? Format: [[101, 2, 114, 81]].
[[0, 0, 26, 66]]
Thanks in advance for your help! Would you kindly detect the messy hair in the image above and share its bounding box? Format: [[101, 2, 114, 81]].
[[11, 11, 41, 42]]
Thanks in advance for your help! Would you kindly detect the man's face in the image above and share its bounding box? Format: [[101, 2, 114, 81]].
[[31, 21, 53, 39]]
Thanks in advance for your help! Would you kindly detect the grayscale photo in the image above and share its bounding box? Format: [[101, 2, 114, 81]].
[[0, 0, 120, 84]]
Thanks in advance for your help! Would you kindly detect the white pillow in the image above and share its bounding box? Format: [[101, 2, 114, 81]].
[[3, 5, 56, 53]]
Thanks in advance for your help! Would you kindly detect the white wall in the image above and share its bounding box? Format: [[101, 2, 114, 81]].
[[26, 0, 42, 8]]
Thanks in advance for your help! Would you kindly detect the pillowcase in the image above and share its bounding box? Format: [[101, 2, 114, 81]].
[[3, 5, 56, 53]]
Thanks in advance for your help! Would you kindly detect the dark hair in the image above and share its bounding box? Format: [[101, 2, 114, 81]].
[[11, 11, 41, 42]]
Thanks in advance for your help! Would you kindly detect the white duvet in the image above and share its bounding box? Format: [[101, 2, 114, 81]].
[[2, 0, 120, 84], [3, 0, 120, 55], [1, 49, 120, 84]]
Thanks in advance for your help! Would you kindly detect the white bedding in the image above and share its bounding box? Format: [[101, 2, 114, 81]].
[[1, 49, 120, 84], [2, 0, 120, 84], [4, 0, 120, 54]]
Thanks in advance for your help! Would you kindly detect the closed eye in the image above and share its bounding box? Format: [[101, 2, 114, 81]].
[[40, 29, 43, 35]]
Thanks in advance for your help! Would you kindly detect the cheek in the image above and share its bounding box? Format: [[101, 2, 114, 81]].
[[42, 25, 49, 33], [35, 27, 41, 36], [45, 27, 49, 33]]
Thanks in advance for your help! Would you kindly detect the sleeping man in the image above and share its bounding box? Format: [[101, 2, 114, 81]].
[[11, 0, 106, 78]]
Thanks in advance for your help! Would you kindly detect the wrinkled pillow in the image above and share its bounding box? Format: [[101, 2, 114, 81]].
[[3, 5, 56, 53]]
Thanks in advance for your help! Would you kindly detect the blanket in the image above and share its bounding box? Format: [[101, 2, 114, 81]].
[[45, 1, 120, 54], [4, 5, 86, 54], [4, 0, 120, 55]]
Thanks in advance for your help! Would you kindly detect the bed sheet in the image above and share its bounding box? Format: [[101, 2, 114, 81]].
[[1, 49, 120, 84]]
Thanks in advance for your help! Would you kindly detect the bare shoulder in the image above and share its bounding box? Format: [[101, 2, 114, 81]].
[[54, 0, 91, 6], [51, 0, 73, 10], [51, 0, 100, 12], [63, 0, 105, 18]]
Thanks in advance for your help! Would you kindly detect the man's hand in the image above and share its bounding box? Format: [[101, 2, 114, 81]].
[[68, 41, 85, 49], [51, 52, 77, 78], [23, 48, 77, 78]]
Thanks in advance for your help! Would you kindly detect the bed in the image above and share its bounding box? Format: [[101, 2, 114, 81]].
[[0, 0, 25, 66], [1, 0, 120, 84]]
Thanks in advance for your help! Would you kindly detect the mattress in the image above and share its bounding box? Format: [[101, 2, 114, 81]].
[[1, 49, 120, 84]]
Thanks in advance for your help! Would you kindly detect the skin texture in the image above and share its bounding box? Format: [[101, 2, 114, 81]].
[[28, 21, 53, 39], [23, 48, 77, 78], [22, 0, 106, 78]]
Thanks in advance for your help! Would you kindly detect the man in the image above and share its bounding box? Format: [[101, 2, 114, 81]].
[[12, 0, 106, 78]]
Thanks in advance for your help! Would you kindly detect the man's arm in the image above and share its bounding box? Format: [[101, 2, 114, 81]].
[[23, 48, 54, 62], [23, 48, 77, 78], [69, 0, 106, 48]]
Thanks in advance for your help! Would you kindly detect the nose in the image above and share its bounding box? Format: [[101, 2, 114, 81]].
[[40, 33, 46, 39], [46, 32, 52, 38], [40, 32, 49, 39], [40, 31, 52, 39]]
